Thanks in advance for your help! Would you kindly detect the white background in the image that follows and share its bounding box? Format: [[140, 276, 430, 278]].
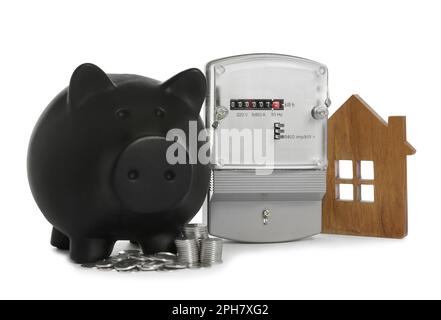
[[0, 0, 439, 300]]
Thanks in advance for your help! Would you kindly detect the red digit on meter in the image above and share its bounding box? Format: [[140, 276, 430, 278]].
[[272, 101, 281, 109]]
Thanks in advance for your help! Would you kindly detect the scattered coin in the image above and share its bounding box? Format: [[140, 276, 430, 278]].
[[95, 259, 115, 269], [110, 255, 126, 263], [138, 265, 159, 271], [141, 260, 163, 267], [138, 261, 163, 271], [113, 258, 139, 272], [129, 254, 153, 262], [164, 262, 188, 270], [118, 250, 140, 256], [156, 252, 176, 257], [153, 252, 177, 262]]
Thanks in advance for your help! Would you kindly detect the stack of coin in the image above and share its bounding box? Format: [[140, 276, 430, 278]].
[[200, 238, 223, 266], [175, 238, 199, 267], [182, 223, 209, 240]]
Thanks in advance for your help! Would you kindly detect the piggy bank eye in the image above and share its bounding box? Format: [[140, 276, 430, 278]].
[[115, 108, 130, 119]]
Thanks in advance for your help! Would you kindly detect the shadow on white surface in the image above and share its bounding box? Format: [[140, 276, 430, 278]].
[[50, 234, 401, 276]]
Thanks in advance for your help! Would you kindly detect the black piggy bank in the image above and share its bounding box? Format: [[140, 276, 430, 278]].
[[27, 63, 210, 263]]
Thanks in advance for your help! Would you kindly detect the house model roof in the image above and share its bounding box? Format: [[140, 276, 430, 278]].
[[329, 94, 416, 156]]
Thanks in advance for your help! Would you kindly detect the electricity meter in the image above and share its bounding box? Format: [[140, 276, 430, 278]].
[[204, 54, 329, 242]]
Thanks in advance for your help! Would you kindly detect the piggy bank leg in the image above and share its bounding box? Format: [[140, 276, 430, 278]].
[[50, 227, 70, 250], [138, 233, 177, 255], [69, 238, 115, 263]]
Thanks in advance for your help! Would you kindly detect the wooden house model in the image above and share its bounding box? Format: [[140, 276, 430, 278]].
[[322, 95, 415, 238]]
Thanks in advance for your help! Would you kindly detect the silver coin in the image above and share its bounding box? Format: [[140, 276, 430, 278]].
[[138, 265, 158, 271], [129, 254, 153, 262], [152, 257, 176, 263], [153, 252, 177, 262], [113, 258, 139, 272], [118, 249, 141, 255], [183, 224, 208, 240], [156, 266, 173, 272], [154, 252, 176, 258], [164, 262, 188, 270], [110, 255, 126, 263], [198, 263, 213, 268], [143, 260, 164, 267], [138, 261, 164, 271], [142, 254, 159, 260], [175, 238, 199, 265], [138, 264, 161, 271], [200, 238, 223, 265], [95, 259, 115, 269], [114, 254, 129, 261]]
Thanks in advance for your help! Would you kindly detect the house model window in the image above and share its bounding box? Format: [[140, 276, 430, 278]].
[[335, 160, 375, 203]]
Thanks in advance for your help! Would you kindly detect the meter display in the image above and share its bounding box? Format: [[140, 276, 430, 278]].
[[230, 99, 284, 110]]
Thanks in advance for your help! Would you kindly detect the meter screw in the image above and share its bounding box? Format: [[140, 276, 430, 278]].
[[212, 106, 229, 129], [311, 106, 329, 120], [262, 209, 271, 225]]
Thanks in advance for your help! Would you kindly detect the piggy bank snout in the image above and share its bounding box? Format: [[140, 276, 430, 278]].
[[113, 136, 192, 213]]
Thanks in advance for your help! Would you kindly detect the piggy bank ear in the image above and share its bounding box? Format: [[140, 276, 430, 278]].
[[68, 63, 115, 107], [161, 68, 206, 114]]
